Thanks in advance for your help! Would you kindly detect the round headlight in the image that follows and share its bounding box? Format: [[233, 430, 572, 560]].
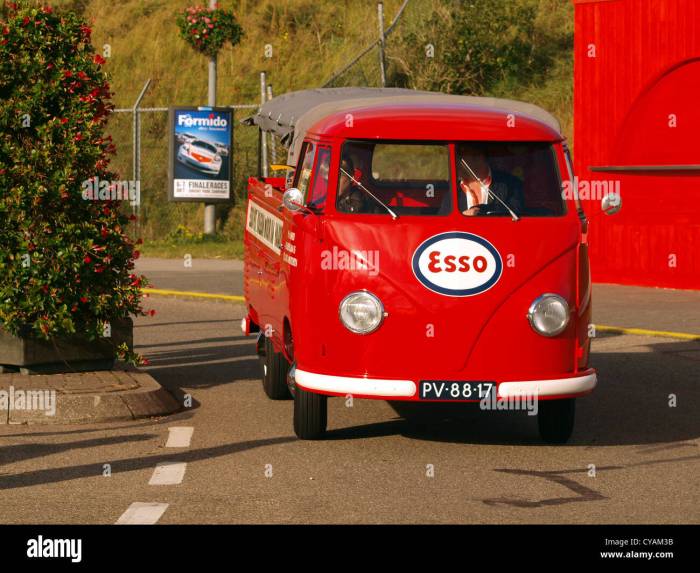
[[528, 294, 570, 337], [339, 291, 384, 334]]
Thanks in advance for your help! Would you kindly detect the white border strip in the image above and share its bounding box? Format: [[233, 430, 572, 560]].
[[498, 373, 597, 398], [295, 369, 416, 397]]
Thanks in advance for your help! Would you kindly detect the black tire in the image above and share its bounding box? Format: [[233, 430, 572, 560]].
[[538, 398, 576, 444], [293, 385, 327, 439], [262, 337, 292, 400]]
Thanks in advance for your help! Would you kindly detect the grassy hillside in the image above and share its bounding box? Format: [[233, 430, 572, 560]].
[[54, 0, 415, 105], [43, 0, 573, 243]]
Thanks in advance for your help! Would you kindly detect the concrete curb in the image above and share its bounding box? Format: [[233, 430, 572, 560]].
[[0, 368, 180, 425]]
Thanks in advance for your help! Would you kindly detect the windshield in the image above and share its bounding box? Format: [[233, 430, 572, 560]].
[[336, 140, 564, 217], [337, 141, 452, 216], [456, 142, 564, 217], [192, 141, 217, 154]]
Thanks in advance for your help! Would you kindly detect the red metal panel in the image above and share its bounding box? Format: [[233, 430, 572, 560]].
[[574, 0, 700, 289]]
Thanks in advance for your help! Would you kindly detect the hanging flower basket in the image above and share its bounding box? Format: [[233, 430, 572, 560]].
[[176, 5, 243, 59]]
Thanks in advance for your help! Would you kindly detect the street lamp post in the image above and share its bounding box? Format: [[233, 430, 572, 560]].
[[203, 0, 217, 235]]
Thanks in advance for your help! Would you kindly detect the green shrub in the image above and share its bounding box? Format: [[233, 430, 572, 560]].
[[391, 0, 572, 97], [0, 0, 148, 363]]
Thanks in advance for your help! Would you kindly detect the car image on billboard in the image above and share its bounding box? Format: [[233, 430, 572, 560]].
[[170, 108, 232, 201], [177, 139, 223, 175]]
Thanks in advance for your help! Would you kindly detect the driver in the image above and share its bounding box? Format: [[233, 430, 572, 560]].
[[457, 149, 524, 216]]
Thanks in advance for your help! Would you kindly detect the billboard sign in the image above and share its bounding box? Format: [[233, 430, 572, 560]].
[[168, 107, 233, 203]]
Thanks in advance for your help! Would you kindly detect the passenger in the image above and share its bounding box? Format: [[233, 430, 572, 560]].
[[457, 150, 524, 216], [337, 156, 370, 213]]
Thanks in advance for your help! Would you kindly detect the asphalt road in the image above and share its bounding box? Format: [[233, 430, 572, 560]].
[[140, 258, 244, 295], [136, 258, 700, 334], [0, 294, 698, 524]]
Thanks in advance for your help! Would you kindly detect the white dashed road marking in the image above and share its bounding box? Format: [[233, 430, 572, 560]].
[[149, 462, 187, 485], [116, 427, 194, 523], [116, 502, 169, 525], [165, 426, 194, 448]]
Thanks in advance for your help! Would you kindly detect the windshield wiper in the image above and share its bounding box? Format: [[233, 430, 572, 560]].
[[460, 158, 520, 222], [340, 167, 399, 220]]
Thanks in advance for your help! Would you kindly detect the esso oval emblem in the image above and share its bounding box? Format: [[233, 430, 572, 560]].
[[412, 232, 503, 297]]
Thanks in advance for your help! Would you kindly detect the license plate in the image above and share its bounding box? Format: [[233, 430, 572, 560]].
[[418, 381, 496, 401]]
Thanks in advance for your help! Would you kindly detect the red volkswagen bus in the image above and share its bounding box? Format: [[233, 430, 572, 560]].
[[242, 88, 605, 443]]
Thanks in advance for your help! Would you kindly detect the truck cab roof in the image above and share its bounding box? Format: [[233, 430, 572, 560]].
[[242, 88, 562, 166], [306, 103, 562, 145]]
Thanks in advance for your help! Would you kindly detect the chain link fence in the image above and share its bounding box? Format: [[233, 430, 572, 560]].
[[321, 0, 410, 88], [104, 1, 414, 241], [106, 104, 258, 242]]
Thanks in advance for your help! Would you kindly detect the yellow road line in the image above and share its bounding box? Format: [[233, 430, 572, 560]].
[[144, 288, 245, 303], [595, 324, 700, 341], [141, 292, 699, 341]]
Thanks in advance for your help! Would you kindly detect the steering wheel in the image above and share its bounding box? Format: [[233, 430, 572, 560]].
[[478, 203, 510, 216]]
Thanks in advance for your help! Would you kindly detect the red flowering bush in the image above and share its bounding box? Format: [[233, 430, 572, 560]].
[[176, 5, 243, 59], [0, 1, 149, 364]]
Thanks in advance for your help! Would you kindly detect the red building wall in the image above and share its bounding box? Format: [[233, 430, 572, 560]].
[[574, 0, 700, 289]]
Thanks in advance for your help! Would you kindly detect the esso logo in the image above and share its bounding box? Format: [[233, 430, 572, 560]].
[[412, 232, 503, 296]]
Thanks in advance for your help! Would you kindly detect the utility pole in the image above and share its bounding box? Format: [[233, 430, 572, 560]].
[[132, 79, 151, 238], [377, 2, 386, 87], [203, 0, 217, 235], [260, 72, 268, 178], [266, 84, 275, 165]]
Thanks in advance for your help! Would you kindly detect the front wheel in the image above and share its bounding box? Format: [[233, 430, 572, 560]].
[[293, 386, 327, 440], [262, 336, 292, 400], [537, 398, 576, 444]]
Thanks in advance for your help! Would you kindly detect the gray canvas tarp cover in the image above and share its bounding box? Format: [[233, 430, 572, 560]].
[[241, 87, 562, 166]]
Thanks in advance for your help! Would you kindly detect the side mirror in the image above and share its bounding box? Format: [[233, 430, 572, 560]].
[[282, 187, 305, 212], [601, 192, 622, 215]]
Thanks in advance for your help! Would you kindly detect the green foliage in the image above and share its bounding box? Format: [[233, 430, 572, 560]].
[[390, 0, 573, 96], [0, 0, 148, 363], [176, 4, 243, 59], [141, 222, 244, 259], [449, 1, 538, 92], [166, 223, 204, 242], [23, 0, 573, 242]]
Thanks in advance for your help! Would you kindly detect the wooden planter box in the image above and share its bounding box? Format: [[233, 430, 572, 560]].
[[0, 318, 133, 374]]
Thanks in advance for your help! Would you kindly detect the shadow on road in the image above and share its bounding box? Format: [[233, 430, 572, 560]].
[[0, 413, 195, 439], [329, 336, 700, 447], [0, 436, 296, 491], [138, 316, 699, 448], [480, 452, 700, 508], [135, 319, 235, 329], [139, 335, 259, 392], [0, 434, 156, 466]]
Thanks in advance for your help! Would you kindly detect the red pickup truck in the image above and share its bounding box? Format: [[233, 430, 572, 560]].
[[242, 88, 615, 443]]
